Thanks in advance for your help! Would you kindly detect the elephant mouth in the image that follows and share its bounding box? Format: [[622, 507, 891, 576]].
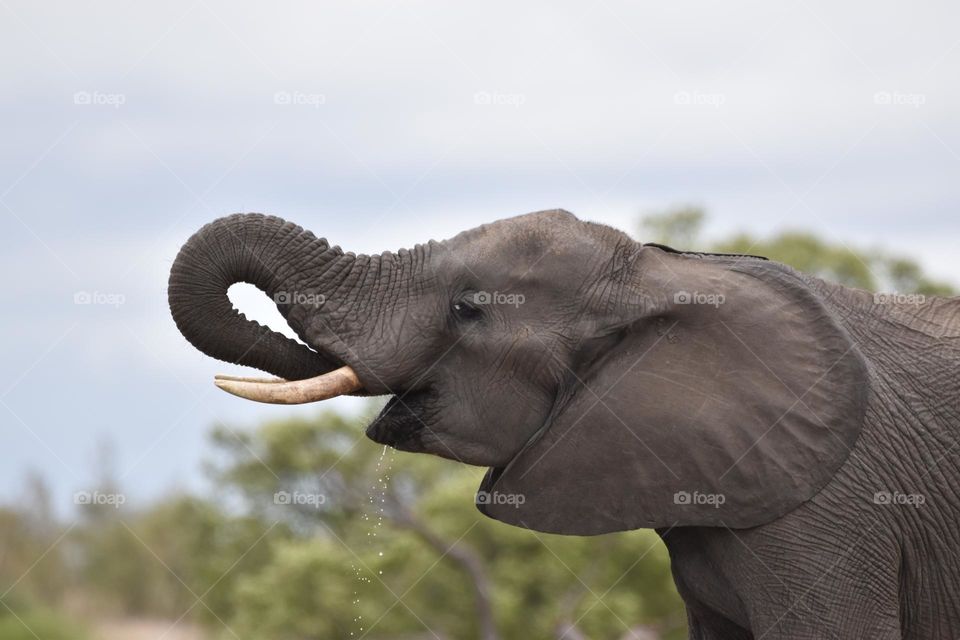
[[365, 391, 434, 453]]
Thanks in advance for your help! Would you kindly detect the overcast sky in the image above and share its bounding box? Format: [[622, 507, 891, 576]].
[[2, 0, 958, 515]]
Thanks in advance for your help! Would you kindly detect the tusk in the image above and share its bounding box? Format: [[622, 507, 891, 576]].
[[214, 365, 363, 405], [214, 374, 286, 384]]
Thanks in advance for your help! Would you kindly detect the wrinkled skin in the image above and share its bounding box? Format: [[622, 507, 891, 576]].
[[169, 210, 960, 639], [362, 211, 629, 466], [664, 292, 960, 639]]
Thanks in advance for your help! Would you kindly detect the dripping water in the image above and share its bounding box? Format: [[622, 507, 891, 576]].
[[351, 444, 393, 636]]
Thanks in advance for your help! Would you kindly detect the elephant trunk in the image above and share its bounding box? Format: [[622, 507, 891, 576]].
[[168, 213, 354, 382]]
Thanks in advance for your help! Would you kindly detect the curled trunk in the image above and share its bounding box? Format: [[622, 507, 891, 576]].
[[168, 213, 352, 381]]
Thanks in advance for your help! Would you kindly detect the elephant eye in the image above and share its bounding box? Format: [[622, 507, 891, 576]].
[[452, 298, 483, 321]]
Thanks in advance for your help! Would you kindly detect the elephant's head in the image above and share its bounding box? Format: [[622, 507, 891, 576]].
[[169, 210, 868, 535]]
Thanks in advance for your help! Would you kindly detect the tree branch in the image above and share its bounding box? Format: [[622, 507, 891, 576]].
[[389, 500, 499, 640]]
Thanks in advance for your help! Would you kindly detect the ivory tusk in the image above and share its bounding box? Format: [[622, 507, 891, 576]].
[[214, 374, 286, 384], [214, 365, 363, 404]]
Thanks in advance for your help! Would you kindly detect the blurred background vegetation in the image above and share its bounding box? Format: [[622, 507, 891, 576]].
[[641, 207, 955, 296], [1, 210, 954, 640]]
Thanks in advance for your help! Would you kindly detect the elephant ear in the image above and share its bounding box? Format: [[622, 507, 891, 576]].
[[477, 250, 868, 535]]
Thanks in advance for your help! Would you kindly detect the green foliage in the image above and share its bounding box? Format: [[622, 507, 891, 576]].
[[206, 407, 687, 639], [640, 206, 956, 295], [713, 231, 878, 290], [639, 206, 705, 249], [0, 607, 88, 640], [0, 480, 90, 639], [0, 477, 69, 607], [883, 256, 956, 296]]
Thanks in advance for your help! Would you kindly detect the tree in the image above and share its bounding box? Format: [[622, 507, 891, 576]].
[[0, 475, 88, 639], [639, 207, 955, 295], [208, 407, 686, 639], [639, 207, 705, 250]]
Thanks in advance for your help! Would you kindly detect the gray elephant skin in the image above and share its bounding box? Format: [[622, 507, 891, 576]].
[[168, 209, 960, 639]]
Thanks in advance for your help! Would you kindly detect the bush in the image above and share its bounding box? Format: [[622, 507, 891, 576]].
[[0, 608, 88, 640]]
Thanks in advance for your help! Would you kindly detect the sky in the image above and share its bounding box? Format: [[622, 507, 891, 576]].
[[2, 0, 959, 516]]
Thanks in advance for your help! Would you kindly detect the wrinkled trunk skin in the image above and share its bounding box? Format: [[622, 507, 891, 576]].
[[662, 280, 960, 639], [293, 243, 432, 395], [169, 213, 395, 382]]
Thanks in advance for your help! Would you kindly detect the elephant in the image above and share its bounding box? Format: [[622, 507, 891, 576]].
[[168, 209, 960, 639]]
